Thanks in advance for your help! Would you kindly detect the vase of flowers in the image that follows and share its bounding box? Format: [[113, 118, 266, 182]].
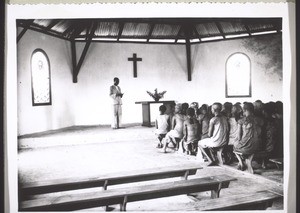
[[146, 88, 167, 102]]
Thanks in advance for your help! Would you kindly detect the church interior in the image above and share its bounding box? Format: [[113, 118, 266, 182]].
[[16, 18, 284, 211]]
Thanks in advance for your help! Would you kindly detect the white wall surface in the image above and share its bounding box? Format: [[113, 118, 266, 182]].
[[17, 29, 282, 135]]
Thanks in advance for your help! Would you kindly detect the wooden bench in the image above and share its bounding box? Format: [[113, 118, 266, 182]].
[[20, 164, 202, 200], [233, 151, 270, 174], [20, 175, 237, 211], [269, 158, 283, 169], [166, 190, 282, 211], [208, 146, 224, 165]]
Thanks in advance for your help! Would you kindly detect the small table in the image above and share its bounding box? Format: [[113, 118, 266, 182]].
[[135, 100, 175, 127]]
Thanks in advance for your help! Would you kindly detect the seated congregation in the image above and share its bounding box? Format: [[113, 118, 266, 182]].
[[155, 100, 283, 173]]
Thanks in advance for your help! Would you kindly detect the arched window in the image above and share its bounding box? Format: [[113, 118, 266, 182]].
[[31, 49, 52, 106], [226, 53, 251, 97]]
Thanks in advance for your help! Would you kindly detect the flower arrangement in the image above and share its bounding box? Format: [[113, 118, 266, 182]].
[[146, 88, 167, 102]]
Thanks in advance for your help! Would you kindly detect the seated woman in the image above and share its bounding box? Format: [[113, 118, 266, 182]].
[[182, 108, 201, 155], [162, 103, 185, 153], [233, 102, 264, 170]]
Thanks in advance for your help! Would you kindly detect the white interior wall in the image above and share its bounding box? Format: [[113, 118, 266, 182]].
[[17, 29, 282, 135]]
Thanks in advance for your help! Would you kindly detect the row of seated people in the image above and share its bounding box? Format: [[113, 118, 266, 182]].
[[154, 100, 283, 170]]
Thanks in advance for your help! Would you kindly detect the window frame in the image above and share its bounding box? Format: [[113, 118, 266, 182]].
[[30, 48, 52, 106], [225, 52, 252, 98]]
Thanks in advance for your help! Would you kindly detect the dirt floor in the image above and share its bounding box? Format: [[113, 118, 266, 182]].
[[18, 124, 284, 211]]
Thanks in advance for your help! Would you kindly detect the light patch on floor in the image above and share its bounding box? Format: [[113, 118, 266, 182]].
[[18, 125, 283, 211]]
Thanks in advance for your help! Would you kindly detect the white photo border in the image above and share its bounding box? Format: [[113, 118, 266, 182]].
[[5, 2, 296, 213]]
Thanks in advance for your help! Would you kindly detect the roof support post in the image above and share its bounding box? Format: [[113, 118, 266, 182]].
[[184, 26, 192, 81], [72, 21, 97, 83], [185, 38, 192, 81], [71, 39, 77, 83]]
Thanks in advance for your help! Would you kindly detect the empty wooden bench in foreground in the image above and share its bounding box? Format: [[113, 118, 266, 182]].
[[20, 163, 202, 200], [167, 190, 283, 211], [20, 175, 237, 211]]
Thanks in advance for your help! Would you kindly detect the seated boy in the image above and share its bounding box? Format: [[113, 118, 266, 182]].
[[182, 108, 201, 155], [162, 103, 185, 152], [155, 105, 170, 148], [197, 104, 211, 139], [198, 103, 229, 165]]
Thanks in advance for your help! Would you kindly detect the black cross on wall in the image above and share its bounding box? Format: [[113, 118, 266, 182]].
[[128, 53, 142, 78]]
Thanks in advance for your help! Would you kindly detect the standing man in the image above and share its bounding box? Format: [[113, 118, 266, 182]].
[[109, 77, 123, 129]]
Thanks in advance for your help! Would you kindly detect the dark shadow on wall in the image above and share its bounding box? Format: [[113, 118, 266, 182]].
[[242, 34, 282, 81]]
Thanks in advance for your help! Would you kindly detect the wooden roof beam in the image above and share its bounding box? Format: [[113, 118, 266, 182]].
[[46, 19, 61, 30], [117, 22, 124, 41], [17, 20, 34, 43], [193, 25, 202, 42], [244, 24, 253, 37], [214, 21, 226, 39], [73, 22, 97, 83], [146, 23, 155, 42], [175, 26, 183, 43]]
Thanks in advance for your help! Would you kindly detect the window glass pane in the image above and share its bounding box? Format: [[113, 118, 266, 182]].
[[31, 50, 51, 105], [226, 53, 251, 97]]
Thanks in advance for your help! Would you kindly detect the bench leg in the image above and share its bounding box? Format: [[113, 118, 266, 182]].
[[216, 148, 224, 165], [234, 152, 245, 171], [211, 183, 222, 199], [208, 148, 217, 162], [181, 170, 189, 180], [199, 146, 213, 164], [120, 196, 128, 211], [175, 138, 180, 151], [245, 154, 254, 174]]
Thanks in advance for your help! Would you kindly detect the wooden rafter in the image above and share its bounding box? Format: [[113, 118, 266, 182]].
[[215, 21, 226, 39], [62, 24, 75, 38], [273, 21, 282, 33], [117, 22, 124, 41], [175, 26, 183, 43], [17, 20, 69, 41], [46, 19, 61, 30], [72, 22, 97, 83], [146, 23, 155, 42], [17, 20, 34, 43], [244, 24, 253, 37], [193, 25, 202, 42]]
